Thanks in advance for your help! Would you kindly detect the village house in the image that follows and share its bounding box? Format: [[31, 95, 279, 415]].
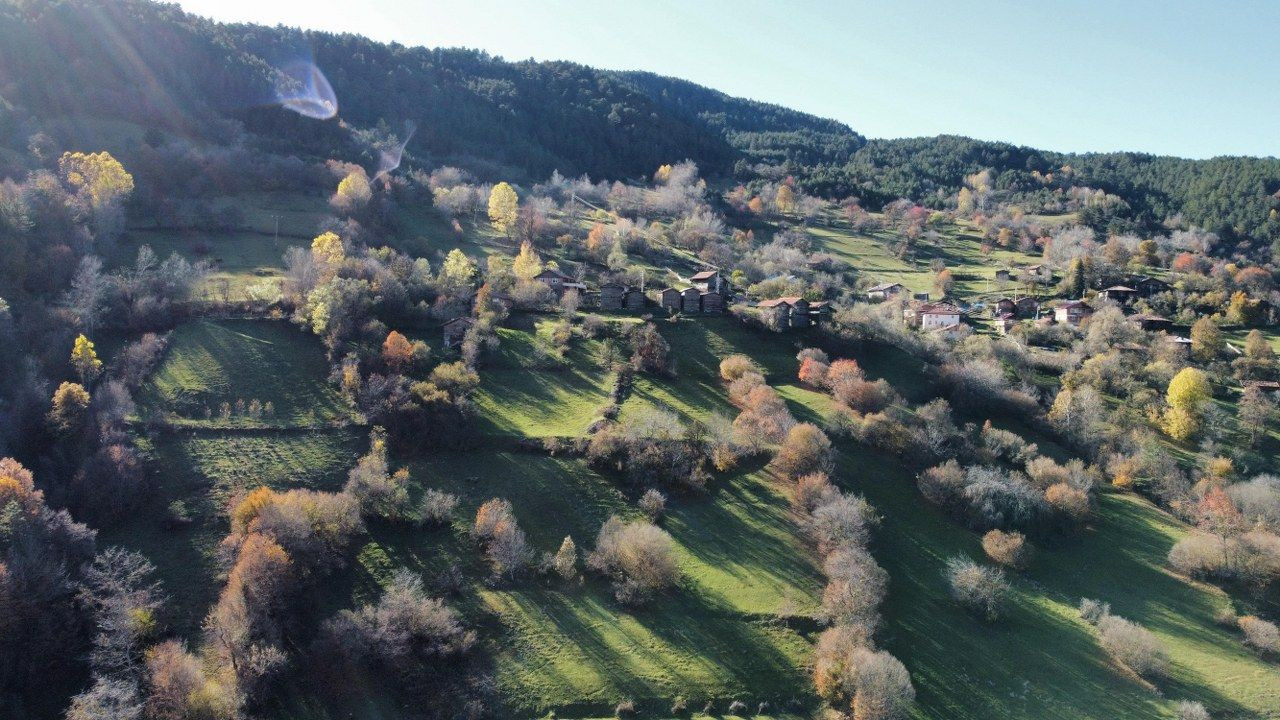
[[1014, 296, 1039, 319], [534, 268, 585, 296], [598, 283, 625, 311], [867, 282, 905, 301], [1128, 313, 1173, 332], [759, 297, 811, 329], [1167, 335, 1193, 356], [680, 287, 702, 313], [992, 298, 1016, 317], [1096, 285, 1138, 304], [622, 287, 646, 312], [906, 302, 963, 330], [690, 269, 726, 294], [1133, 276, 1171, 297], [658, 287, 682, 313], [442, 316, 474, 348], [809, 300, 831, 324], [1054, 300, 1094, 326], [699, 291, 724, 314], [994, 313, 1018, 335], [995, 268, 1013, 283]]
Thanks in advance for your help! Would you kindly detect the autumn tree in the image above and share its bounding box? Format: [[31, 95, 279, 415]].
[[59, 150, 133, 237], [439, 249, 477, 289], [1238, 385, 1276, 444], [512, 240, 543, 280], [382, 330, 413, 372], [70, 334, 103, 383], [933, 268, 954, 298], [1164, 367, 1211, 441], [1190, 317, 1224, 363], [310, 231, 345, 279], [488, 182, 519, 236], [775, 184, 795, 215], [773, 423, 834, 479], [49, 381, 91, 432], [332, 169, 373, 212]]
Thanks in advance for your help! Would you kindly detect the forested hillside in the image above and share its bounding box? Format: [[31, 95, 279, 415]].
[[2, 0, 1277, 255]]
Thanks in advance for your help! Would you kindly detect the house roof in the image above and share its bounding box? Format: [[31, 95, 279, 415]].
[[1101, 285, 1137, 292], [918, 302, 962, 315], [1128, 313, 1170, 323], [659, 287, 683, 294], [699, 290, 722, 298], [442, 316, 474, 329], [536, 268, 573, 280], [1058, 300, 1093, 310], [868, 282, 904, 292], [690, 270, 718, 281], [759, 296, 808, 308]]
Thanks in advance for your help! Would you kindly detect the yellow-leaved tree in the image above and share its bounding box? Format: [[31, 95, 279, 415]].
[[775, 184, 795, 215], [1163, 367, 1210, 441], [59, 151, 133, 209], [440, 249, 477, 288], [311, 231, 345, 278], [488, 182, 519, 235], [512, 241, 543, 280], [70, 334, 101, 383], [333, 169, 372, 211]]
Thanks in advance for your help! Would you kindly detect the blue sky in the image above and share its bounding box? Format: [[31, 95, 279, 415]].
[[177, 0, 1279, 159]]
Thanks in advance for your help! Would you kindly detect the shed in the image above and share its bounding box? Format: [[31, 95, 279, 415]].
[[442, 317, 474, 348], [599, 284, 625, 311], [622, 288, 646, 312], [658, 288, 682, 313], [700, 291, 724, 314], [680, 287, 702, 314]]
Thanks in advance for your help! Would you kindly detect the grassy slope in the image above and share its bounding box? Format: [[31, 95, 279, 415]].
[[621, 313, 1280, 719], [317, 451, 821, 718], [138, 319, 355, 427], [471, 317, 618, 437]]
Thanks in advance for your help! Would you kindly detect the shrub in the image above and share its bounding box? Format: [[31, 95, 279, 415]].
[[1173, 700, 1210, 720], [552, 535, 579, 582], [719, 354, 759, 381], [807, 493, 879, 553], [1045, 483, 1090, 523], [848, 648, 915, 720], [1078, 598, 1110, 625], [821, 545, 887, 631], [614, 699, 636, 718], [982, 529, 1031, 569], [793, 472, 839, 515], [727, 699, 748, 715], [1238, 615, 1280, 657], [1097, 615, 1168, 677], [944, 556, 1010, 622], [918, 460, 965, 508], [588, 517, 681, 604], [773, 423, 834, 479], [638, 488, 667, 520], [418, 489, 459, 526], [961, 468, 1048, 532]]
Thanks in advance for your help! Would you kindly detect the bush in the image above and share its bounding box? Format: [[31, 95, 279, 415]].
[[918, 461, 965, 508], [1097, 614, 1168, 677], [944, 556, 1010, 622], [588, 516, 681, 604], [848, 648, 915, 720], [418, 489, 459, 526], [614, 699, 636, 718], [772, 423, 834, 479], [1173, 700, 1210, 720], [793, 472, 839, 515], [1078, 598, 1110, 625], [727, 699, 748, 715], [821, 545, 887, 632], [807, 493, 879, 553], [1238, 615, 1280, 657], [719, 354, 759, 381], [1044, 482, 1090, 523], [638, 488, 667, 520], [981, 529, 1031, 569]]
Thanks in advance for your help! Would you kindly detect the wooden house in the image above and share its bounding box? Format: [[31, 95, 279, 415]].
[[598, 284, 625, 311], [1014, 297, 1040, 319], [658, 288, 682, 313], [1134, 276, 1171, 297], [1128, 313, 1173, 332], [442, 317, 474, 348], [690, 269, 725, 294], [699, 291, 724, 314], [758, 297, 811, 329], [809, 300, 831, 324], [1054, 300, 1094, 326], [1097, 285, 1138, 304], [622, 288, 646, 312], [992, 298, 1017, 317], [995, 268, 1013, 283], [867, 282, 905, 301], [680, 287, 702, 313]]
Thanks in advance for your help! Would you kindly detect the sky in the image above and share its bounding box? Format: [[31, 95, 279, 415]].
[[175, 0, 1280, 159]]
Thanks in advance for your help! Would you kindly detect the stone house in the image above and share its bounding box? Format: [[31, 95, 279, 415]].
[[758, 297, 811, 329], [913, 302, 963, 330], [690, 269, 725, 294]]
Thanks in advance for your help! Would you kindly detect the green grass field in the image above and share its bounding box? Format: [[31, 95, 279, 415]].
[[310, 450, 822, 718], [471, 318, 619, 437], [778, 385, 1280, 720], [137, 319, 357, 428]]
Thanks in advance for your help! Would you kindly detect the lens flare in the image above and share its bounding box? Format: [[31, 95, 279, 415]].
[[274, 60, 338, 120], [374, 120, 418, 182]]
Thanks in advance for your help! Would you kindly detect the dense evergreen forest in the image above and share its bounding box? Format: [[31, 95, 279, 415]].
[[1, 0, 1278, 251]]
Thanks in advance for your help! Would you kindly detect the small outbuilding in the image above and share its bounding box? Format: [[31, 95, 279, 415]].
[[867, 282, 905, 301], [680, 287, 702, 313], [1128, 313, 1173, 332], [442, 317, 474, 348], [599, 284, 625, 311], [622, 288, 646, 312], [700, 291, 724, 314], [658, 288, 682, 313]]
